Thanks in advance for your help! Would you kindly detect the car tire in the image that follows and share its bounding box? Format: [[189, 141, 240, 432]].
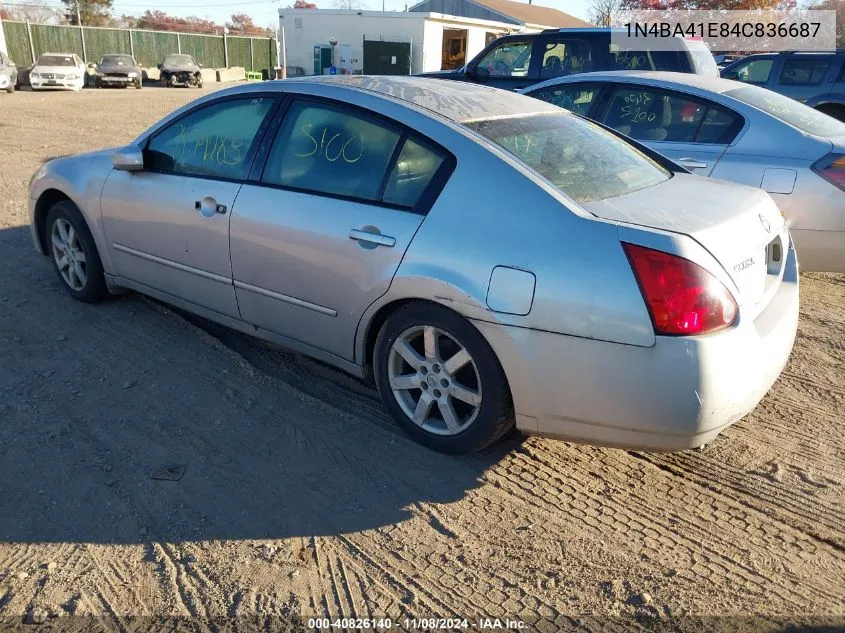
[[6, 82, 14, 94], [135, 79, 142, 89], [45, 201, 108, 303], [374, 302, 514, 454]]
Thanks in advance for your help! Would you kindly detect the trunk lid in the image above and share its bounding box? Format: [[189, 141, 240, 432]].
[[582, 173, 787, 308]]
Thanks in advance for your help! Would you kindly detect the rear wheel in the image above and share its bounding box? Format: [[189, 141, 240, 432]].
[[374, 302, 514, 453], [46, 201, 108, 303], [6, 83, 14, 94]]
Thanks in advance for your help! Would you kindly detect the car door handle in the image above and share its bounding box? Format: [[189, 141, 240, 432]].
[[677, 158, 708, 170], [348, 229, 396, 247], [194, 199, 227, 214]]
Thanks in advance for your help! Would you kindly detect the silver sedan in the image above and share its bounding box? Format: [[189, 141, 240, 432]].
[[520, 71, 845, 273], [29, 77, 798, 453]]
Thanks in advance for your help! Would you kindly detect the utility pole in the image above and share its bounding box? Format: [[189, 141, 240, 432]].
[[76, 1, 82, 26]]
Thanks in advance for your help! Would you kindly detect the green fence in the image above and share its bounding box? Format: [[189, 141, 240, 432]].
[[1, 20, 276, 70]]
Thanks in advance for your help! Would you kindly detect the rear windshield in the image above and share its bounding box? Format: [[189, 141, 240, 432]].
[[101, 55, 134, 66], [37, 55, 75, 67], [164, 55, 194, 66], [466, 113, 670, 203], [724, 85, 845, 136]]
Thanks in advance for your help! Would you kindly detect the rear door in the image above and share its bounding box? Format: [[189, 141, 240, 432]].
[[775, 55, 838, 107], [598, 84, 743, 176], [229, 97, 454, 360]]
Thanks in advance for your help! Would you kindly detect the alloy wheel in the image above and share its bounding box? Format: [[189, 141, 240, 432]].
[[51, 218, 87, 291], [387, 325, 482, 436]]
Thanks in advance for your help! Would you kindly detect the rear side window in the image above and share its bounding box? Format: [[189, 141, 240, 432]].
[[466, 113, 670, 203], [779, 58, 831, 85], [263, 101, 447, 209], [528, 83, 600, 117], [603, 87, 742, 144], [144, 97, 275, 179], [539, 37, 599, 78], [608, 45, 688, 72]]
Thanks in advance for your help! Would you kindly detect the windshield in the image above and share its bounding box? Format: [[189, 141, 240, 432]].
[[465, 113, 670, 203], [725, 85, 845, 137], [37, 55, 75, 67], [100, 55, 134, 66], [164, 55, 195, 66]]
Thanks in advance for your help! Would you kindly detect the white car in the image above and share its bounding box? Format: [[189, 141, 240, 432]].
[[29, 52, 87, 91]]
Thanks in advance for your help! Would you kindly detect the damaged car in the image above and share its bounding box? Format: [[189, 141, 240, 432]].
[[93, 54, 142, 89], [0, 50, 18, 93], [159, 54, 203, 88]]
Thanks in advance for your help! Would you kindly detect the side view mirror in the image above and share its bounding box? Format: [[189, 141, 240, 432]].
[[112, 146, 144, 172], [88, 62, 96, 69], [464, 62, 477, 77], [722, 71, 738, 80]]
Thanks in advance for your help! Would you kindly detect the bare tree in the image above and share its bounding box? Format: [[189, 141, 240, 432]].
[[589, 0, 622, 27], [332, 0, 366, 8]]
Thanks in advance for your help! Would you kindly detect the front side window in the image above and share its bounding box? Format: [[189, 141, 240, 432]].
[[528, 84, 599, 117], [476, 41, 532, 77], [730, 58, 774, 84], [466, 113, 670, 203], [779, 59, 831, 85], [540, 38, 596, 78], [144, 97, 275, 179], [263, 101, 446, 209]]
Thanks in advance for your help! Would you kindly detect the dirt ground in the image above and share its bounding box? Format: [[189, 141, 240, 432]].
[[0, 86, 843, 632]]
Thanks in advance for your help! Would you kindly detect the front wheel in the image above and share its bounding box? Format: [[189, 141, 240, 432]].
[[46, 201, 108, 303], [374, 302, 514, 453]]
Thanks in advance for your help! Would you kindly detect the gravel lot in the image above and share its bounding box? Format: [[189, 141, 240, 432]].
[[0, 87, 843, 632]]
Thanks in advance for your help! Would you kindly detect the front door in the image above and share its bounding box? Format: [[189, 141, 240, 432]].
[[230, 98, 451, 360], [100, 95, 277, 317]]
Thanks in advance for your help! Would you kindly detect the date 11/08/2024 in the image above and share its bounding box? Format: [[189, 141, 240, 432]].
[[307, 617, 527, 630]]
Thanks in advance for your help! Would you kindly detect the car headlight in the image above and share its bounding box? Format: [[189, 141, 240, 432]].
[[128, 72, 137, 78], [30, 72, 40, 78], [66, 73, 80, 79]]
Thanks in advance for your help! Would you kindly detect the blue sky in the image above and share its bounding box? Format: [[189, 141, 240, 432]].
[[111, 0, 591, 30]]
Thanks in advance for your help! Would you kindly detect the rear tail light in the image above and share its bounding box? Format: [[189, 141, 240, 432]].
[[623, 243, 738, 336], [812, 153, 845, 191]]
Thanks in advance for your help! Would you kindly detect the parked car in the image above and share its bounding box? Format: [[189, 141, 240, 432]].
[[93, 54, 142, 89], [159, 54, 203, 88], [420, 28, 719, 92], [29, 52, 87, 91], [720, 51, 845, 121], [0, 50, 18, 93], [28, 77, 797, 453], [520, 71, 845, 273], [714, 53, 742, 69]]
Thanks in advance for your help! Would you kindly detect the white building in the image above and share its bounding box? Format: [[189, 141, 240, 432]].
[[278, 0, 588, 76]]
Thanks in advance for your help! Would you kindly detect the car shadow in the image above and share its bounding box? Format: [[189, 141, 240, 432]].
[[0, 224, 522, 545]]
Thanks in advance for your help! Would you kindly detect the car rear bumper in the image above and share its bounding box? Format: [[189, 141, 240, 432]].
[[474, 242, 799, 451]]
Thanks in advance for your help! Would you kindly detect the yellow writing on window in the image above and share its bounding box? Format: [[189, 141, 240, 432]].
[[294, 123, 365, 164], [174, 124, 245, 167]]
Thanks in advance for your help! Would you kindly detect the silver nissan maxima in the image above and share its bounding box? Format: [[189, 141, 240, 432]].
[[28, 77, 798, 453]]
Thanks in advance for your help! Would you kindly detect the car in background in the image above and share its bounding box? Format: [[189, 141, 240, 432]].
[[93, 54, 142, 89], [720, 51, 845, 121], [28, 76, 797, 454], [714, 53, 742, 69], [0, 50, 18, 93], [159, 54, 203, 88], [521, 71, 845, 272], [29, 52, 87, 91], [420, 27, 718, 92]]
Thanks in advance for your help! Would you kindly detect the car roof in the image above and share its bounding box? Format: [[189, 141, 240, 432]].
[[528, 70, 740, 94], [279, 76, 557, 123]]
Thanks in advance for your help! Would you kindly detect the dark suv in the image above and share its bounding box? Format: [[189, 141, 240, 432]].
[[420, 28, 719, 92], [721, 51, 845, 121]]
